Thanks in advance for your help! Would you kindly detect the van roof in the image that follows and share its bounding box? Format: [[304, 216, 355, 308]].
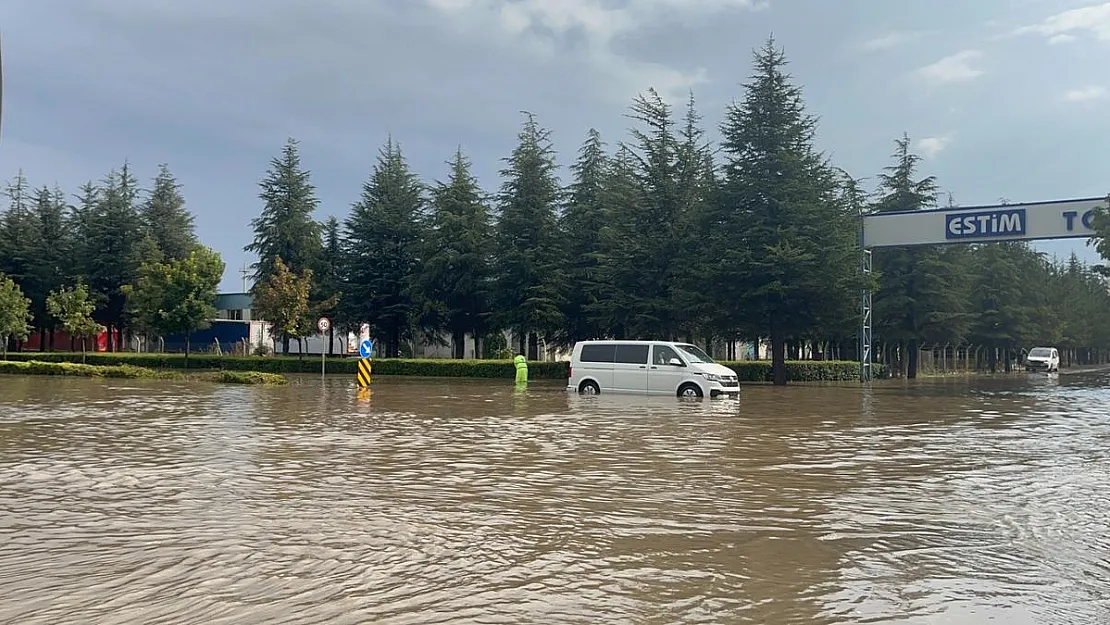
[[576, 339, 693, 344]]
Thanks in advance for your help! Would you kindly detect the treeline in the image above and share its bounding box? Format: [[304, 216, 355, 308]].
[[870, 138, 1110, 375], [3, 38, 1110, 383], [0, 164, 224, 359]]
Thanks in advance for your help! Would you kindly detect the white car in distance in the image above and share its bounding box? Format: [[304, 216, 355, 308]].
[[1025, 347, 1060, 373]]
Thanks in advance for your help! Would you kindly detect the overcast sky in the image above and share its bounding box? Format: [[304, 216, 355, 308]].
[[2, 0, 1108, 291]]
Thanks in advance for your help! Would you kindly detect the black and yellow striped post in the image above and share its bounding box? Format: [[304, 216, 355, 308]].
[[356, 358, 372, 387]]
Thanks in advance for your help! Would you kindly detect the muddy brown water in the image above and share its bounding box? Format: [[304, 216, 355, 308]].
[[1, 370, 1108, 624]]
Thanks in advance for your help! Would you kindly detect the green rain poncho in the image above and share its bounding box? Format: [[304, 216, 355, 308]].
[[513, 355, 528, 384]]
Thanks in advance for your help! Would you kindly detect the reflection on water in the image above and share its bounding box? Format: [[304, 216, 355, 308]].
[[1, 370, 1108, 624]]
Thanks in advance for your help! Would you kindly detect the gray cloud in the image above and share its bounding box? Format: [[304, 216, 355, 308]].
[[1, 0, 1108, 288]]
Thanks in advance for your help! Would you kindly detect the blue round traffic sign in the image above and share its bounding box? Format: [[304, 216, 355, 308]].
[[358, 338, 374, 359]]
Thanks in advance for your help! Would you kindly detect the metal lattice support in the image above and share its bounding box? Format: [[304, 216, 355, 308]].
[[860, 248, 873, 383]]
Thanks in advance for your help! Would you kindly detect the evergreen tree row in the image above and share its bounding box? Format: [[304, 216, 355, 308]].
[[3, 38, 1110, 383], [0, 162, 209, 352], [239, 39, 1110, 383]]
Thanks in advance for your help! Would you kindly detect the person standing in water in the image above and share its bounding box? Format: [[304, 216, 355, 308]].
[[513, 354, 528, 386]]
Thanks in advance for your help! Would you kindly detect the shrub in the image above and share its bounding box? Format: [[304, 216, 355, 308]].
[[206, 370, 288, 385]]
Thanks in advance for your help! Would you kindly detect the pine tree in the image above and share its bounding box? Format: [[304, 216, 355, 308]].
[[493, 112, 566, 358], [85, 164, 143, 350], [314, 215, 344, 355], [414, 148, 493, 358], [871, 133, 970, 378], [670, 91, 717, 343], [716, 36, 865, 385], [70, 181, 100, 280], [559, 128, 608, 344], [246, 138, 322, 281], [589, 146, 643, 339], [341, 137, 425, 358], [0, 172, 35, 290], [25, 186, 71, 347], [246, 138, 322, 353], [142, 164, 198, 260], [967, 242, 1037, 371]]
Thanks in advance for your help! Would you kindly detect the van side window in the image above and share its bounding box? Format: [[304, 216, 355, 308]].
[[653, 345, 680, 365], [580, 344, 616, 362], [614, 344, 649, 364]]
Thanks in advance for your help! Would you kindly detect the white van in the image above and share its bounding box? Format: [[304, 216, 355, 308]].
[[567, 340, 740, 399], [1025, 346, 1060, 372]]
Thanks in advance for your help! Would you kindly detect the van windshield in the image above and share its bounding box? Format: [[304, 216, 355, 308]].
[[1029, 348, 1053, 357], [676, 344, 715, 364]]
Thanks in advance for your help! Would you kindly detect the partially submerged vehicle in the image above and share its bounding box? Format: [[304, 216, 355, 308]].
[[567, 340, 740, 399], [1025, 347, 1060, 373]]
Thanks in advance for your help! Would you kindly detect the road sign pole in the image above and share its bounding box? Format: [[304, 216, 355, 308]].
[[316, 317, 331, 379]]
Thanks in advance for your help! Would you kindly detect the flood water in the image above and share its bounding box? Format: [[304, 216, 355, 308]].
[[1, 369, 1108, 625]]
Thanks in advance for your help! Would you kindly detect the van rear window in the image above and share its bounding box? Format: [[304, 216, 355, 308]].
[[580, 344, 616, 362]]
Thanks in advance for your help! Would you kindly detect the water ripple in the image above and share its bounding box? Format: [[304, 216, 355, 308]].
[[1, 371, 1108, 624]]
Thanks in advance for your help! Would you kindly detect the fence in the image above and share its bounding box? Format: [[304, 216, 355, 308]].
[[876, 342, 1110, 376]]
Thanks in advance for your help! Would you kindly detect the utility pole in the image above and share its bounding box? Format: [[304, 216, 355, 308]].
[[240, 262, 251, 292]]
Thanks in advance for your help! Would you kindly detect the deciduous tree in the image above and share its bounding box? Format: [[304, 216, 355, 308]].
[[125, 245, 225, 361], [0, 273, 32, 358], [251, 257, 312, 358], [46, 282, 103, 362]]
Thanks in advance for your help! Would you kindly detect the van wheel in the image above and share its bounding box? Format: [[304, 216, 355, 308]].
[[578, 380, 600, 395], [677, 383, 703, 398]]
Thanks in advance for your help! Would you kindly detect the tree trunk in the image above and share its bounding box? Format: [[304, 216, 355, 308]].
[[527, 333, 539, 361], [517, 331, 526, 357], [184, 335, 191, 368], [770, 327, 787, 386], [282, 336, 290, 355], [49, 329, 55, 352], [297, 337, 304, 360], [81, 338, 87, 364], [452, 330, 465, 359], [907, 338, 919, 379], [328, 326, 335, 357], [474, 334, 482, 360]]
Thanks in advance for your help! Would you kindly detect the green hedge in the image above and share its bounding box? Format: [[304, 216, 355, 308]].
[[720, 360, 888, 382], [1, 353, 882, 382]]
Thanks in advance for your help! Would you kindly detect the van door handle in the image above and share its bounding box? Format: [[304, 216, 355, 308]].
[[639, 365, 647, 369], [650, 366, 658, 369]]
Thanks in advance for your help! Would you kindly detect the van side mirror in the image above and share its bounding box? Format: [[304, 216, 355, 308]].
[[668, 358, 684, 367]]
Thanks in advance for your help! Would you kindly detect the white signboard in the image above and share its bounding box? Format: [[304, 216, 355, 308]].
[[862, 198, 1105, 249]]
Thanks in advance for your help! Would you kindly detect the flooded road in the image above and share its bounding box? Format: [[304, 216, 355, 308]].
[[1, 370, 1108, 624]]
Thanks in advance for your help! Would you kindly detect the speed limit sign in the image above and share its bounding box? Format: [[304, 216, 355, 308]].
[[317, 317, 330, 333]]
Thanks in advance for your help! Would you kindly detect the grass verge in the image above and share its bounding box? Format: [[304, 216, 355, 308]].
[[0, 360, 288, 385]]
